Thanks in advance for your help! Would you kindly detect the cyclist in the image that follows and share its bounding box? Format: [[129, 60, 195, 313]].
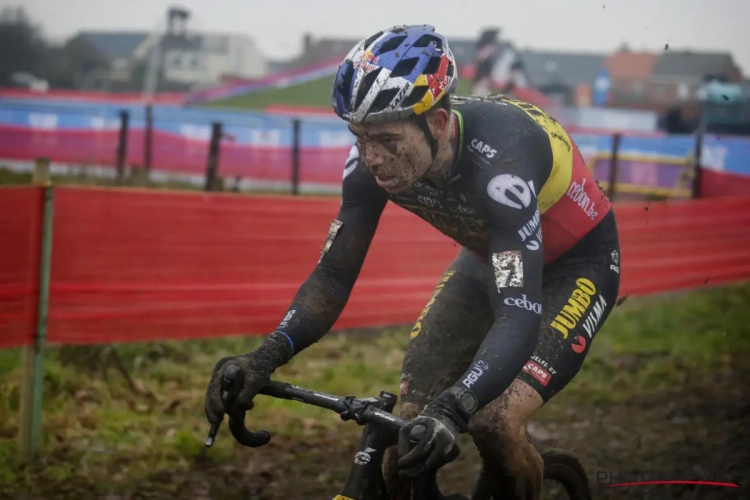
[[205, 24, 621, 500]]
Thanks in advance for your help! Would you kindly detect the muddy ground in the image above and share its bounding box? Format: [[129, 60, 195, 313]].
[[146, 368, 750, 500]]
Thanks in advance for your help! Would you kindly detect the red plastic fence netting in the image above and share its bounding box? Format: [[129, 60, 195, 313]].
[[616, 196, 750, 295], [0, 187, 43, 349], [3, 186, 750, 347], [45, 187, 458, 345]]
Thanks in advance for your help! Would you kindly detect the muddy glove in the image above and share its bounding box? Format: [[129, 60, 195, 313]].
[[204, 332, 292, 442], [397, 387, 478, 478]]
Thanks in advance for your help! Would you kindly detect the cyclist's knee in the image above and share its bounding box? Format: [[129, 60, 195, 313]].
[[468, 381, 543, 457], [468, 386, 544, 500], [469, 407, 520, 456]]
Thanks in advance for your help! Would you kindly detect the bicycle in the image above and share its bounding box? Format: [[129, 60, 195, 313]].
[[206, 365, 592, 500]]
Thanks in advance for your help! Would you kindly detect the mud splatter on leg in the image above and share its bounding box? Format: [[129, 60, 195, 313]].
[[469, 380, 544, 500]]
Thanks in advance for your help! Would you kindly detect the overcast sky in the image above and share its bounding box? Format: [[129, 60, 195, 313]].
[[7, 0, 750, 75]]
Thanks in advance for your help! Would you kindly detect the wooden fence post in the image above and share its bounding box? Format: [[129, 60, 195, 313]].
[[18, 157, 54, 462]]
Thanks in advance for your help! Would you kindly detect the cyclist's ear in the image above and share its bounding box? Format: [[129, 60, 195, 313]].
[[425, 107, 451, 138]]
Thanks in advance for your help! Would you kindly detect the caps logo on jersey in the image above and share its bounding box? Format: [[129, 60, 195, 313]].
[[469, 138, 498, 160]]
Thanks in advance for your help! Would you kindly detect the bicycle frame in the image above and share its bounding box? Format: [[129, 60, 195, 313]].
[[215, 379, 447, 500]]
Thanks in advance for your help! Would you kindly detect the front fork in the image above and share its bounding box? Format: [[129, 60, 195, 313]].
[[335, 391, 399, 500]]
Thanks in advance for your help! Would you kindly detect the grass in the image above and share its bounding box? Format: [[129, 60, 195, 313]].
[[1, 283, 749, 498], [205, 75, 476, 110]]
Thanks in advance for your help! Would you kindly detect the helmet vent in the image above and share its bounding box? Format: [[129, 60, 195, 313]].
[[413, 34, 442, 49], [390, 57, 420, 78], [378, 35, 408, 53], [401, 86, 429, 108], [370, 88, 401, 113], [364, 31, 384, 50], [354, 68, 383, 109], [337, 61, 356, 109], [423, 56, 443, 75]]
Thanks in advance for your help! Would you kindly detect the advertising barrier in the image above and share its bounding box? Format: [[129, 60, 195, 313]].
[[2, 99, 749, 197]]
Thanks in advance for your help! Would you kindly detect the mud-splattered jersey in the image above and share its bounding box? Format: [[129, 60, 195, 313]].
[[355, 94, 612, 264], [272, 95, 615, 412]]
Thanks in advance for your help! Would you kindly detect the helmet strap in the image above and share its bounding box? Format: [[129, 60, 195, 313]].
[[415, 114, 439, 160]]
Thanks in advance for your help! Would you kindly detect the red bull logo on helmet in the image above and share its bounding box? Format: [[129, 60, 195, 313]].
[[354, 50, 379, 73]]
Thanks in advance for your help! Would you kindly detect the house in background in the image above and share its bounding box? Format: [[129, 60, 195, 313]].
[[520, 50, 608, 105], [64, 16, 268, 92], [647, 50, 743, 107], [64, 31, 149, 90], [133, 31, 268, 91], [604, 49, 660, 107]]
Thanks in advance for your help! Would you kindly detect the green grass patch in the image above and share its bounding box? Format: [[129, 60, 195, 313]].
[[0, 283, 748, 497]]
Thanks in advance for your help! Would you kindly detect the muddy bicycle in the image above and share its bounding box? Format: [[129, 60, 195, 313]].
[[206, 365, 591, 500]]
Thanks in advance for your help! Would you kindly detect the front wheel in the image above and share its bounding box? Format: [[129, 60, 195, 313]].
[[471, 448, 591, 500], [540, 449, 591, 500]]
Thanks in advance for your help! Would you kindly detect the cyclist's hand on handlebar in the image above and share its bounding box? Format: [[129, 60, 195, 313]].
[[204, 332, 294, 446], [204, 352, 272, 423], [397, 414, 461, 478], [397, 387, 475, 478]]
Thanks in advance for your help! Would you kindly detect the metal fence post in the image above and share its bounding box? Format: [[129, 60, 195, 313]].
[[144, 104, 153, 172], [692, 123, 704, 198], [291, 119, 301, 195], [607, 133, 622, 201], [116, 110, 130, 185], [18, 157, 54, 462], [204, 122, 223, 192]]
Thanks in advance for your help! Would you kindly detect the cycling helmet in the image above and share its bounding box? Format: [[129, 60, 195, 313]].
[[331, 25, 458, 124]]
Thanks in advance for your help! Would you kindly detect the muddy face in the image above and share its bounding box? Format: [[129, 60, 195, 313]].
[[348, 119, 434, 194]]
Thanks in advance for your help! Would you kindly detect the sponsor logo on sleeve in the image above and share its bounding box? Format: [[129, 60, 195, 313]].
[[503, 294, 542, 315], [487, 174, 537, 210], [462, 360, 490, 388], [491, 250, 524, 290], [518, 208, 542, 251]]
